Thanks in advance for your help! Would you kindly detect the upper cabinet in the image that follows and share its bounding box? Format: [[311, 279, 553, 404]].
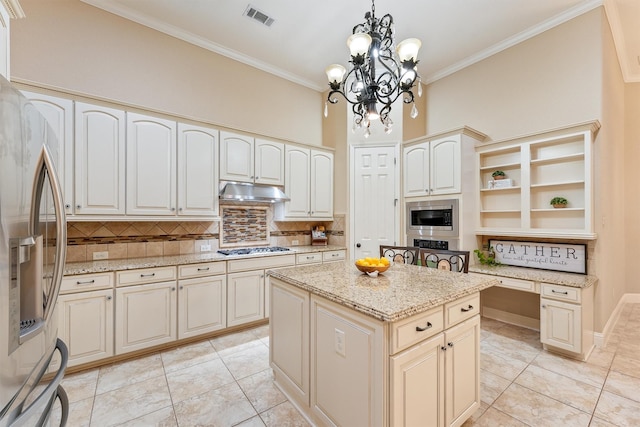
[[177, 123, 219, 217], [276, 146, 333, 221], [126, 113, 177, 216], [403, 129, 486, 198], [75, 102, 127, 216], [22, 92, 74, 215], [476, 121, 599, 239], [220, 131, 284, 185]]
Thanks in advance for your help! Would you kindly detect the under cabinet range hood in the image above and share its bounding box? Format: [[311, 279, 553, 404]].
[[219, 182, 290, 203]]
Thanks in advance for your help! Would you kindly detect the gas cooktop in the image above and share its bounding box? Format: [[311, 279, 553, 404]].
[[217, 246, 291, 256]]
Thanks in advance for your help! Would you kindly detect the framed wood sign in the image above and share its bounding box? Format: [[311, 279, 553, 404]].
[[488, 239, 587, 274]]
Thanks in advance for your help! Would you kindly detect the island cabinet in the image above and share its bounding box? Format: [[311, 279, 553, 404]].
[[269, 266, 485, 427]]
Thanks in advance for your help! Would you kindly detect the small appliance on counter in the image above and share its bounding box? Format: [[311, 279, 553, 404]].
[[312, 226, 327, 246]]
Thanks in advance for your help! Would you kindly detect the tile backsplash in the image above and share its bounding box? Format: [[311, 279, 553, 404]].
[[65, 206, 345, 263]]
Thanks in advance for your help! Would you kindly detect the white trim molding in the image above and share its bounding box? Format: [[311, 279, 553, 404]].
[[593, 293, 640, 347]]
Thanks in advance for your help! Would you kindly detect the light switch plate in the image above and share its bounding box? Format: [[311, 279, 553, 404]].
[[334, 328, 346, 357], [200, 244, 212, 252]]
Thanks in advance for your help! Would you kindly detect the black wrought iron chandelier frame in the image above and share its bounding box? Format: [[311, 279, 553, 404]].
[[326, 0, 420, 132]]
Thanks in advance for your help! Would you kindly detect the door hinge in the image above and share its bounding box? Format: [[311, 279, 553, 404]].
[[394, 198, 398, 207], [394, 157, 397, 165]]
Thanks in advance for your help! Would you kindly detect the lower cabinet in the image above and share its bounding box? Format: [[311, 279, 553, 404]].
[[227, 270, 265, 327], [57, 289, 114, 367], [115, 281, 178, 354]]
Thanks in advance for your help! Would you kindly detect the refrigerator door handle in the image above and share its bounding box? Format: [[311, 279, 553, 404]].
[[9, 339, 69, 427], [29, 145, 67, 323]]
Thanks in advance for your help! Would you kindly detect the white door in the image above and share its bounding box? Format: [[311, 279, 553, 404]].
[[178, 275, 226, 339], [177, 123, 219, 216], [74, 103, 126, 215], [126, 113, 177, 215], [352, 145, 398, 260], [255, 139, 285, 185]]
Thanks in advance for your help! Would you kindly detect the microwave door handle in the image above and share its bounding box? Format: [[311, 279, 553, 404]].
[[30, 145, 67, 323]]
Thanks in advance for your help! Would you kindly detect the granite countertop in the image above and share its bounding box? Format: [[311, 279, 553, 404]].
[[268, 261, 498, 323], [63, 245, 346, 275], [469, 264, 597, 289]]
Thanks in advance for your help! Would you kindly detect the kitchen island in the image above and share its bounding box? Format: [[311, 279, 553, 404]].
[[267, 261, 498, 427]]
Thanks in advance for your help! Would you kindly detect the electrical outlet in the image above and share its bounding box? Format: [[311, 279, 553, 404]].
[[200, 244, 212, 252], [93, 251, 108, 260], [334, 328, 346, 357], [292, 240, 299, 246]]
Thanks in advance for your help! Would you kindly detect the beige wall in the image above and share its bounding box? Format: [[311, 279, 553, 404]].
[[10, 0, 322, 146], [625, 82, 640, 295]]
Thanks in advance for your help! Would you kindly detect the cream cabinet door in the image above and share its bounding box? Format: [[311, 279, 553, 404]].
[[310, 150, 333, 219], [270, 279, 310, 407], [57, 289, 114, 367], [540, 298, 581, 353], [283, 146, 311, 218], [255, 139, 284, 185], [445, 315, 480, 427], [403, 142, 430, 197], [115, 281, 177, 354], [22, 92, 74, 216], [74, 102, 126, 215], [178, 275, 226, 339], [430, 135, 461, 195], [391, 332, 445, 427], [227, 270, 265, 327], [126, 113, 177, 215], [177, 123, 219, 216], [220, 131, 254, 182]]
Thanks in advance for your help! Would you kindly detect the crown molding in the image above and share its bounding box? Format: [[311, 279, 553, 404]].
[[1, 0, 25, 19]]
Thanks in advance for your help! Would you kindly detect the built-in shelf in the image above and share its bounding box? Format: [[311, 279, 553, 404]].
[[475, 121, 600, 240]]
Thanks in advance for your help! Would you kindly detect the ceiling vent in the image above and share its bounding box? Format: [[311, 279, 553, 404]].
[[243, 5, 275, 27]]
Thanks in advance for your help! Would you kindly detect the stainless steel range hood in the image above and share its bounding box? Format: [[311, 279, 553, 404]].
[[219, 182, 290, 203]]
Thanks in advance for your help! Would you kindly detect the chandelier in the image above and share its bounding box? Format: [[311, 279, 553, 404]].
[[324, 0, 422, 137]]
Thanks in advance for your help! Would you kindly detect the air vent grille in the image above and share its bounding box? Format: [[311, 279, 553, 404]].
[[243, 5, 275, 27]]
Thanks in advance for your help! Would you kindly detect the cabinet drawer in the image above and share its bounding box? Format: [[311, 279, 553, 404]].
[[178, 262, 226, 279], [61, 272, 114, 294], [323, 250, 346, 262], [540, 283, 580, 303], [495, 277, 537, 293], [390, 306, 444, 354], [444, 293, 480, 328], [116, 266, 176, 287], [297, 252, 323, 265]]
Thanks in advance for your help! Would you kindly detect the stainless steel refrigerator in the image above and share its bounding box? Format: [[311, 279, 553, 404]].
[[0, 74, 69, 426]]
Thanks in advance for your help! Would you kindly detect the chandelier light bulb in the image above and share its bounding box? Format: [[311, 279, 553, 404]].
[[396, 38, 421, 62], [347, 33, 372, 57], [325, 64, 347, 84]]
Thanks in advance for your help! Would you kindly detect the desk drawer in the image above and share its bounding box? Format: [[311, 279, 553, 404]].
[[495, 277, 537, 293], [540, 283, 580, 303], [179, 262, 226, 279], [61, 272, 114, 294], [116, 266, 176, 287], [444, 293, 480, 328], [390, 306, 443, 354], [297, 252, 323, 265]]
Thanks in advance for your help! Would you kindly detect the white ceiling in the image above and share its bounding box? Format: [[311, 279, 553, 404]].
[[81, 0, 640, 91]]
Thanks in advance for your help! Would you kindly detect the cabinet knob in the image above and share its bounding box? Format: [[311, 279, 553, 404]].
[[171, 287, 176, 291], [441, 346, 447, 351], [179, 207, 183, 211], [179, 285, 184, 290], [171, 207, 176, 212], [448, 342, 454, 348], [106, 295, 112, 300], [76, 205, 81, 209], [541, 304, 547, 309], [65, 204, 71, 209]]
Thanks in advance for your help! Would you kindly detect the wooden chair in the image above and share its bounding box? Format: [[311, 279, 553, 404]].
[[379, 245, 420, 265], [419, 248, 470, 273]]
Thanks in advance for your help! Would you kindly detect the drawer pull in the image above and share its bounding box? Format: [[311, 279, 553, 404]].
[[448, 342, 454, 348], [306, 256, 314, 260], [551, 290, 568, 295], [332, 254, 340, 257], [140, 273, 156, 278], [461, 305, 474, 312], [76, 279, 96, 285], [197, 267, 210, 271], [415, 322, 433, 332]]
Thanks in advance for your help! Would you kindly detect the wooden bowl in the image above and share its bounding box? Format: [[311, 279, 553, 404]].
[[355, 263, 390, 274]]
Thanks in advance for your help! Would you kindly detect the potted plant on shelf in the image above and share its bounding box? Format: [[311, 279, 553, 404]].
[[491, 170, 506, 180], [550, 197, 568, 208]]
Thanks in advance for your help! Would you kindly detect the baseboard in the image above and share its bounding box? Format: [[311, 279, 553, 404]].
[[594, 293, 640, 347], [482, 307, 539, 331]]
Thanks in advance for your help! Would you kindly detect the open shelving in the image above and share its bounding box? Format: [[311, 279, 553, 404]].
[[475, 121, 599, 239]]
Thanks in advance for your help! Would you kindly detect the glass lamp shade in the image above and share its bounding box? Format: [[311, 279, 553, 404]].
[[396, 38, 422, 62], [325, 64, 347, 83], [347, 33, 372, 57]]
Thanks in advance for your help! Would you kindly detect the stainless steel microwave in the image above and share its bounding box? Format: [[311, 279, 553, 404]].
[[406, 199, 459, 237]]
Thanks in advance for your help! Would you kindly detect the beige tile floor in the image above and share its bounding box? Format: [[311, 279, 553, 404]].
[[50, 303, 640, 426]]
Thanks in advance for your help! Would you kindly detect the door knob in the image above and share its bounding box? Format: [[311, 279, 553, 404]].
[[356, 243, 361, 248]]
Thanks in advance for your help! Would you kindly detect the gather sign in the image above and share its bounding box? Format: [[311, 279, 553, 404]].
[[488, 239, 587, 274]]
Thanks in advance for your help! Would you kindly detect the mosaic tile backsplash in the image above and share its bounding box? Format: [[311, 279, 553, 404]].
[[220, 206, 269, 247], [64, 207, 345, 263]]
